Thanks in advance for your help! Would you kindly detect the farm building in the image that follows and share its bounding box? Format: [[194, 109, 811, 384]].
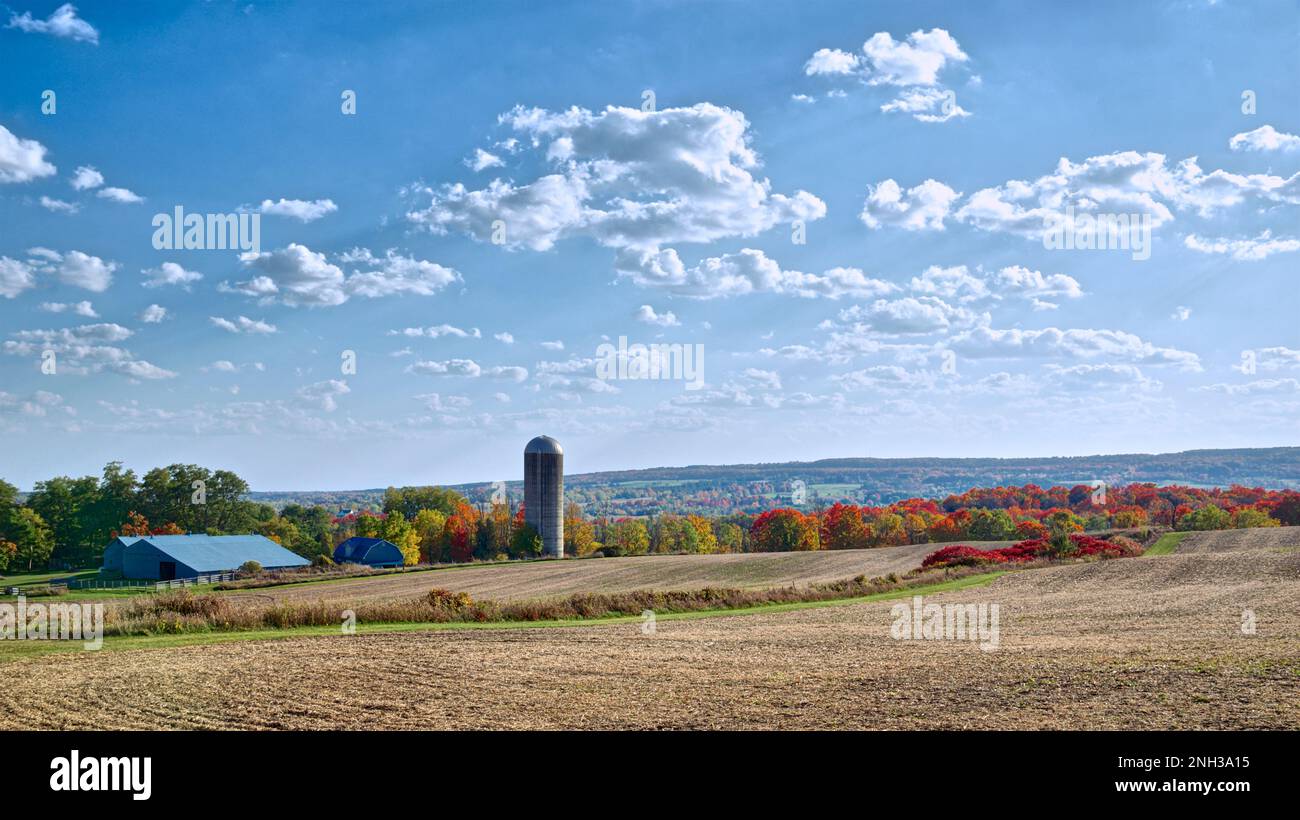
[[333, 536, 404, 568], [103, 534, 310, 580], [100, 536, 143, 573]]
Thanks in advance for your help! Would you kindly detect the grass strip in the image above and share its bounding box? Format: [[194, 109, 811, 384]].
[[1144, 531, 1189, 556], [0, 571, 1004, 662]]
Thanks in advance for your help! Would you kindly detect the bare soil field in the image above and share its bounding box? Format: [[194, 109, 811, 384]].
[[1176, 526, 1300, 554], [1, 528, 1296, 730], [229, 541, 1015, 606]]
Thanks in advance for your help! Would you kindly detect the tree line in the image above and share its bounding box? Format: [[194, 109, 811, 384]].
[[2, 464, 1296, 576]]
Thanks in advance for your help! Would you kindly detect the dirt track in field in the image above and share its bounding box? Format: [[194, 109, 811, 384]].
[[1, 529, 1296, 730], [229, 541, 1015, 605]]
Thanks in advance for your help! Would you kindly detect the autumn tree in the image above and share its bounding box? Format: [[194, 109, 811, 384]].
[[485, 501, 514, 557], [1044, 508, 1084, 555], [440, 503, 479, 564], [563, 502, 600, 557], [1109, 506, 1148, 528], [1177, 504, 1232, 531], [1013, 519, 1048, 540], [687, 515, 718, 554], [382, 513, 421, 565], [821, 503, 869, 550], [927, 511, 970, 543], [654, 515, 701, 553], [1230, 507, 1279, 529], [602, 519, 649, 557], [413, 509, 448, 563], [750, 509, 819, 552], [870, 512, 908, 547], [713, 521, 743, 554], [112, 511, 184, 537], [258, 516, 311, 557], [1269, 493, 1300, 526]]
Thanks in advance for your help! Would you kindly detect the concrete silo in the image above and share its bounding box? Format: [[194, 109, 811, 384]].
[[524, 435, 564, 558]]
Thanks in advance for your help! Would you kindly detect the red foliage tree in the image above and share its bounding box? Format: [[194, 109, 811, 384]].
[[820, 503, 868, 550], [750, 509, 819, 552], [112, 511, 184, 537]]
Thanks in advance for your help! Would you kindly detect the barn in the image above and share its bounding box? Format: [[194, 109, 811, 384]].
[[101, 536, 142, 574], [108, 534, 310, 580], [333, 536, 404, 568]]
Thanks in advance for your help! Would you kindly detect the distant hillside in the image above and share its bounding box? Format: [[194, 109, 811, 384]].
[[250, 446, 1300, 516]]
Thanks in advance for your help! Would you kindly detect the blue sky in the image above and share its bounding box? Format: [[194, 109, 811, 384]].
[[1, 0, 1298, 490]]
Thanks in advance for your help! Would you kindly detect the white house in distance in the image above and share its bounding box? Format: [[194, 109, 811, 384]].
[[102, 534, 310, 580]]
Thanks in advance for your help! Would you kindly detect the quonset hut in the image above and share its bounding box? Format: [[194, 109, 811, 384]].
[[524, 435, 564, 558]]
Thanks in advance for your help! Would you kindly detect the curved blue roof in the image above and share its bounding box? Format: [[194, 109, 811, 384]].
[[333, 536, 403, 565]]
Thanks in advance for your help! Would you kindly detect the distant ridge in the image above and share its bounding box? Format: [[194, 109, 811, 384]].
[[560, 446, 1300, 487], [247, 447, 1300, 511]]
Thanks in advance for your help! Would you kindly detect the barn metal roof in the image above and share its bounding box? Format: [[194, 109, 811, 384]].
[[334, 536, 402, 564], [129, 534, 310, 572]]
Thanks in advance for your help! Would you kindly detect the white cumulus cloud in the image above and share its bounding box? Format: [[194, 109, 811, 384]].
[[1229, 125, 1300, 153], [0, 125, 56, 184], [141, 262, 203, 289], [224, 244, 459, 307], [255, 198, 338, 222], [209, 315, 277, 334], [6, 3, 99, 44]]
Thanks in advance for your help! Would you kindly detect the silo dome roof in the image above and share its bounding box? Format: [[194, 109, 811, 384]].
[[525, 435, 563, 455]]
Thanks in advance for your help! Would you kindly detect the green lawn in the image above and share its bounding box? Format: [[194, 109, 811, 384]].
[[0, 568, 99, 587], [0, 571, 1005, 662], [8, 558, 558, 602], [0, 568, 227, 601], [1144, 531, 1189, 556]]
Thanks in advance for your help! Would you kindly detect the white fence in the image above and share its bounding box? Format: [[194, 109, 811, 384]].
[[152, 573, 233, 590], [67, 572, 233, 591]]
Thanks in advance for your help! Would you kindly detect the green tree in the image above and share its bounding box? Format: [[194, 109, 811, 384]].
[[86, 461, 139, 549], [280, 504, 336, 560], [9, 508, 54, 570], [1231, 507, 1281, 529], [654, 515, 701, 553], [713, 521, 744, 554], [382, 486, 467, 520], [0, 478, 19, 558], [1176, 504, 1232, 531], [968, 508, 1016, 541], [137, 465, 254, 534], [25, 475, 99, 567], [355, 513, 385, 539], [382, 513, 421, 565], [412, 509, 448, 563], [509, 522, 543, 559], [603, 519, 649, 557], [258, 516, 306, 555], [1045, 508, 1084, 555]]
